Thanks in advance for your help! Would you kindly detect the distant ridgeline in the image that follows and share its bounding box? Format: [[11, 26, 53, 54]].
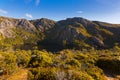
[[0, 16, 120, 51]]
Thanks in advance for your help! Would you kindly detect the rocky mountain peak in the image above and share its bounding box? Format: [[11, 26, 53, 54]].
[[0, 16, 36, 37], [66, 17, 89, 22], [30, 18, 56, 31]]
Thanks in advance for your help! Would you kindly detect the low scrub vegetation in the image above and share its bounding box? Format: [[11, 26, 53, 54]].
[[0, 48, 120, 80]]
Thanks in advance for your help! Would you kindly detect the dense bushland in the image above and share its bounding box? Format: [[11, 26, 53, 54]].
[[0, 48, 120, 80]]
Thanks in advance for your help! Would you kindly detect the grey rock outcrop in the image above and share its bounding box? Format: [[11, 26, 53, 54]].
[[30, 18, 56, 32]]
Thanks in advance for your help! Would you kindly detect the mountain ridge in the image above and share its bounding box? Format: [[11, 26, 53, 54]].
[[43, 17, 120, 50], [1, 16, 120, 50]]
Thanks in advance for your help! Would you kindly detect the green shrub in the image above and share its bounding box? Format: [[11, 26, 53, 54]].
[[0, 52, 18, 75], [96, 58, 120, 75], [29, 50, 53, 67], [15, 50, 31, 67], [28, 67, 56, 80], [67, 70, 94, 80], [65, 59, 81, 68], [86, 67, 107, 80]]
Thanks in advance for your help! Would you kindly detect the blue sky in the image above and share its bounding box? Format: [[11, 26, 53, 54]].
[[0, 0, 120, 23]]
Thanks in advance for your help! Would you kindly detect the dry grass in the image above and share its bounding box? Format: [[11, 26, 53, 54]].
[[7, 69, 28, 80]]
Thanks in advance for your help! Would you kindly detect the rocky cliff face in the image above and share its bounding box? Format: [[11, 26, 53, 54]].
[[0, 16, 55, 37], [0, 16, 36, 37], [1, 16, 120, 49]]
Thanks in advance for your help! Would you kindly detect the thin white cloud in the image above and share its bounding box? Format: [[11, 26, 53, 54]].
[[24, 0, 40, 6], [76, 11, 83, 14], [0, 9, 8, 14], [25, 13, 33, 19], [101, 12, 120, 24], [36, 0, 40, 6]]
